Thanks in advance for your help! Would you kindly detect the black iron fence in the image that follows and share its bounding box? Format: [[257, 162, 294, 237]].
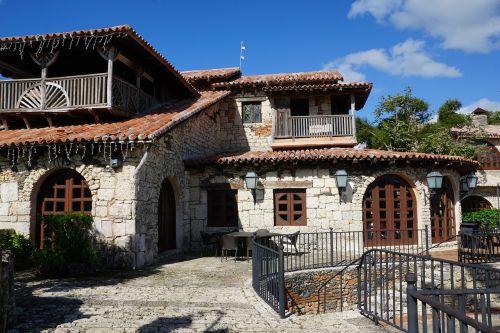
[[265, 228, 429, 272], [358, 249, 500, 332], [251, 239, 286, 318], [252, 228, 430, 318], [459, 231, 500, 263]]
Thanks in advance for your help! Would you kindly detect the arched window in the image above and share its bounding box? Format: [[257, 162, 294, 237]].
[[461, 196, 492, 213], [475, 141, 500, 170], [363, 175, 417, 246], [36, 169, 92, 247], [430, 177, 455, 243]]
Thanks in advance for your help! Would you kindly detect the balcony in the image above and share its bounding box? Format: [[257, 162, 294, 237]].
[[0, 73, 157, 116], [273, 113, 356, 148]]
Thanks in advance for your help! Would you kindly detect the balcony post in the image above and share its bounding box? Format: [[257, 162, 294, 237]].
[[106, 46, 117, 107], [350, 94, 356, 138]]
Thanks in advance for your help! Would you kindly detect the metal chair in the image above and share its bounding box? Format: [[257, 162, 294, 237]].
[[221, 235, 239, 261], [200, 231, 219, 256], [254, 229, 270, 237], [281, 230, 300, 254]]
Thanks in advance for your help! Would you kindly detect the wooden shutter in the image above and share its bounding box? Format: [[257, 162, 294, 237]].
[[274, 189, 307, 226]]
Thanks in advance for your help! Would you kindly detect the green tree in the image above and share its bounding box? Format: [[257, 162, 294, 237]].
[[437, 99, 469, 128]]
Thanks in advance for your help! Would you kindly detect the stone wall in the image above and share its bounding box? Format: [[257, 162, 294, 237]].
[[285, 266, 358, 315], [0, 251, 14, 330], [186, 164, 462, 248]]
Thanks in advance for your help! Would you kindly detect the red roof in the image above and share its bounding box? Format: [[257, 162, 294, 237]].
[[0, 90, 229, 147], [213, 71, 344, 88], [450, 125, 500, 138], [0, 25, 199, 96], [188, 148, 478, 168], [181, 67, 241, 81]]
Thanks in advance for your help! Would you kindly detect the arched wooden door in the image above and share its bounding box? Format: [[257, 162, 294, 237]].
[[36, 169, 92, 248], [158, 179, 176, 252], [430, 178, 456, 243], [461, 196, 492, 213], [363, 175, 418, 246]]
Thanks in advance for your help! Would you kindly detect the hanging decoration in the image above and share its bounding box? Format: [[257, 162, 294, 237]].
[[4, 140, 144, 168], [0, 31, 126, 59]]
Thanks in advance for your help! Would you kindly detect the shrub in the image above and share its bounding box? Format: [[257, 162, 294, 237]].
[[34, 213, 96, 277], [0, 229, 34, 269], [462, 209, 499, 231]]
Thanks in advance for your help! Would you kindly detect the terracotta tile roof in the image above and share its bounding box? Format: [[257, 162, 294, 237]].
[[450, 126, 500, 139], [0, 90, 229, 147], [181, 67, 241, 81], [212, 71, 344, 88], [0, 25, 199, 96], [188, 148, 479, 168], [261, 82, 372, 92]]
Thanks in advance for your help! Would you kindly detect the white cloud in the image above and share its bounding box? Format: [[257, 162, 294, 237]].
[[458, 98, 500, 114], [348, 0, 500, 53], [323, 39, 461, 82]]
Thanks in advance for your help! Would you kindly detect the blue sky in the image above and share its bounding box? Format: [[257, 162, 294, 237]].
[[0, 0, 498, 121]]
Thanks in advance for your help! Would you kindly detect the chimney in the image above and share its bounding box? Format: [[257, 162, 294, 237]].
[[471, 107, 488, 127]]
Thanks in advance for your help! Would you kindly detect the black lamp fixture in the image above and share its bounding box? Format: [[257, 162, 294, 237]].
[[426, 171, 443, 195], [245, 171, 258, 204], [334, 169, 348, 203], [466, 173, 478, 191]]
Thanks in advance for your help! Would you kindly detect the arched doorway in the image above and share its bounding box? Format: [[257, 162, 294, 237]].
[[430, 177, 456, 243], [158, 179, 176, 252], [363, 175, 418, 246], [461, 196, 492, 213], [36, 169, 92, 248]]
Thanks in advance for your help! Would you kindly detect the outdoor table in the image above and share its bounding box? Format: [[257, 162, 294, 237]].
[[225, 231, 257, 259]]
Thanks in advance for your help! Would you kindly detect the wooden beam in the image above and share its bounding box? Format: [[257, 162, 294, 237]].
[[46, 116, 53, 127], [1, 117, 8, 130], [106, 47, 117, 107], [88, 109, 101, 123], [0, 61, 37, 79], [22, 116, 31, 129]]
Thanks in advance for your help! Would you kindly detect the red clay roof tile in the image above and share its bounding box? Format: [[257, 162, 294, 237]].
[[212, 71, 344, 88], [188, 148, 478, 168], [181, 67, 241, 81], [0, 90, 229, 147], [450, 126, 500, 138]]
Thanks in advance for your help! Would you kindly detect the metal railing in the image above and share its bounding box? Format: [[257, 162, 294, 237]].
[[358, 249, 500, 332], [0, 73, 157, 114], [252, 239, 286, 318], [459, 231, 500, 264], [274, 113, 354, 138], [264, 228, 429, 272], [251, 228, 430, 318]]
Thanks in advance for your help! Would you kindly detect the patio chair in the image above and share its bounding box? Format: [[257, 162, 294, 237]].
[[200, 231, 219, 256], [281, 231, 300, 254], [254, 229, 270, 237], [221, 235, 239, 261]]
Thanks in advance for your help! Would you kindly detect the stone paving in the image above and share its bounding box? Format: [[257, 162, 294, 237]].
[[9, 253, 393, 333]]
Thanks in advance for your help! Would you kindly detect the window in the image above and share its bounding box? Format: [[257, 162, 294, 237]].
[[207, 189, 238, 227], [475, 141, 500, 170], [363, 175, 417, 246], [274, 189, 307, 226], [290, 98, 309, 117], [242, 101, 262, 123]]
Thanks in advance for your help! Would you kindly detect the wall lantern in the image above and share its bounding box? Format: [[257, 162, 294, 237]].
[[426, 171, 443, 194], [460, 178, 469, 193], [245, 171, 258, 204], [110, 157, 123, 168], [466, 173, 478, 191], [334, 169, 348, 203]]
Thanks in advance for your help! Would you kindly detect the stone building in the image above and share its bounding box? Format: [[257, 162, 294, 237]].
[[451, 107, 500, 213], [0, 25, 478, 268]]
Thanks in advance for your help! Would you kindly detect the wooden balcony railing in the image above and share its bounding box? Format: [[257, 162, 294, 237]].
[[275, 113, 354, 138], [0, 73, 157, 114]]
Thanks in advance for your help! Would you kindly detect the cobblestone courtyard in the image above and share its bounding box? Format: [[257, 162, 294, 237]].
[[9, 253, 392, 333]]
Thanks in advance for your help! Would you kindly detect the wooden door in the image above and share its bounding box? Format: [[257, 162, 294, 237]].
[[158, 179, 176, 252], [431, 178, 456, 243], [363, 175, 417, 246]]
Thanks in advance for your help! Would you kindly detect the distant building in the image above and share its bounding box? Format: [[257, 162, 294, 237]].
[[0, 25, 477, 268]]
